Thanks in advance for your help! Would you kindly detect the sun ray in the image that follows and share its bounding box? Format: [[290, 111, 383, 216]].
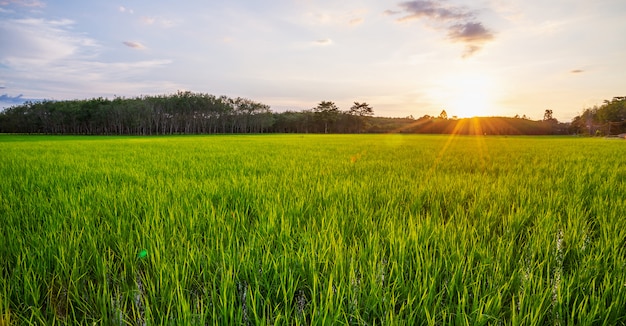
[[426, 119, 468, 177], [471, 118, 489, 171]]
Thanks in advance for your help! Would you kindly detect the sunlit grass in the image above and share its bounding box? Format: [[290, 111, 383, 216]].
[[1, 134, 625, 324]]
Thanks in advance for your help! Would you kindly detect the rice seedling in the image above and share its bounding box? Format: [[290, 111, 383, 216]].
[[0, 134, 625, 324]]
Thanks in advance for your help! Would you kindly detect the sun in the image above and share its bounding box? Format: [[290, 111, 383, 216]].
[[430, 73, 497, 118], [448, 77, 492, 117]]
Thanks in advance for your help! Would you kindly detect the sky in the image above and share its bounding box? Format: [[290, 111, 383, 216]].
[[1, 0, 625, 121]]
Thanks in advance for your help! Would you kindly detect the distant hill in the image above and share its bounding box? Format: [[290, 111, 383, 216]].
[[383, 116, 569, 135]]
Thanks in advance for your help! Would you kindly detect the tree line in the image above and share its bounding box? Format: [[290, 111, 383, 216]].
[[0, 92, 374, 135], [0, 92, 273, 135], [0, 91, 624, 135], [570, 97, 626, 135]]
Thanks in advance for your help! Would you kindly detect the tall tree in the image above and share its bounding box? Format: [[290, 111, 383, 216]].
[[349, 102, 374, 133], [313, 101, 339, 133], [543, 109, 554, 121]]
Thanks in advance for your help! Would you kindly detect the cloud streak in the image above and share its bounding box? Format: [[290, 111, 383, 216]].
[[140, 16, 176, 28], [349, 17, 364, 26], [387, 1, 494, 57], [396, 1, 473, 21], [314, 38, 333, 46], [0, 0, 45, 8], [123, 41, 146, 49]]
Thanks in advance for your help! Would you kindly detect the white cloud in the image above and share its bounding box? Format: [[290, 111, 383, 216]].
[[0, 15, 176, 100], [0, 18, 97, 66], [488, 0, 524, 22], [3, 56, 176, 99], [140, 16, 177, 28], [303, 12, 332, 25], [119, 6, 133, 14], [297, 7, 368, 27]]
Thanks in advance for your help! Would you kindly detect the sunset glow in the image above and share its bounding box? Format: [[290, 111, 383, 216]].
[[430, 73, 497, 118]]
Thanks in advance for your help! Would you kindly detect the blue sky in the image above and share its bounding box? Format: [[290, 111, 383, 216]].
[[1, 0, 625, 121]]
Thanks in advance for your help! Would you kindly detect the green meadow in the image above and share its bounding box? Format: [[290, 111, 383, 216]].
[[1, 134, 625, 325]]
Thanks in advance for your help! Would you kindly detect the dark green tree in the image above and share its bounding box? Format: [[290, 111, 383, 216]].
[[349, 102, 374, 133], [313, 101, 340, 133], [599, 97, 626, 134]]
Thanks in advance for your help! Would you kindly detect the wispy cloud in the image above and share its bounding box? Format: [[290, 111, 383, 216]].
[[302, 12, 332, 25], [3, 57, 175, 100], [349, 17, 364, 26], [0, 15, 175, 100], [299, 9, 367, 28], [119, 6, 133, 14], [488, 0, 523, 22], [395, 0, 473, 22], [447, 22, 492, 42], [570, 69, 584, 74], [0, 18, 98, 65], [123, 41, 146, 49], [387, 1, 495, 57], [140, 16, 176, 28], [314, 38, 333, 46], [0, 0, 45, 8], [118, 5, 175, 28], [447, 22, 493, 57], [141, 16, 155, 24]]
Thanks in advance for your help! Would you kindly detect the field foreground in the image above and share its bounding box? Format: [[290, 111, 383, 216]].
[[1, 134, 625, 324]]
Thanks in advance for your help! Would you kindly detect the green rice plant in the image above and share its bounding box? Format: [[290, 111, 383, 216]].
[[0, 134, 625, 324]]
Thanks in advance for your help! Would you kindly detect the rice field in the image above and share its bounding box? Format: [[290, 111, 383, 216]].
[[1, 134, 625, 325]]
